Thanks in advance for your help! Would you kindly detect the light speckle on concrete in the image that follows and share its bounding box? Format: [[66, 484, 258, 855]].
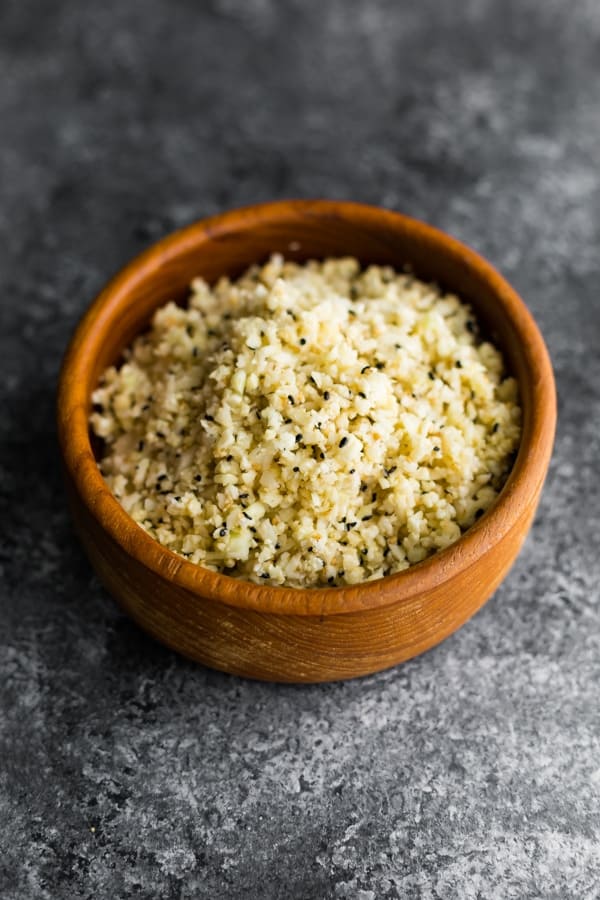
[[1, 0, 599, 897]]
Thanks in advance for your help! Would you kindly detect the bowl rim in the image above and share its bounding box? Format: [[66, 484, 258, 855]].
[[57, 198, 556, 617]]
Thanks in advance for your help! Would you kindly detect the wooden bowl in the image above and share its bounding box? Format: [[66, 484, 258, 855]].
[[57, 200, 556, 682]]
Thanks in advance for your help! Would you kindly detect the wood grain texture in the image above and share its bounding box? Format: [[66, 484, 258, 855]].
[[56, 200, 556, 682]]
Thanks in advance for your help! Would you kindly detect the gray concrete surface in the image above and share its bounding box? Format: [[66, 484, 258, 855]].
[[1, 0, 599, 897]]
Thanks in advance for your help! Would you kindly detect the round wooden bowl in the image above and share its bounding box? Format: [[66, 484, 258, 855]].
[[57, 200, 556, 682]]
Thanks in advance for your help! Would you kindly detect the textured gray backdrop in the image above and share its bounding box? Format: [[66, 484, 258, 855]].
[[1, 0, 599, 897]]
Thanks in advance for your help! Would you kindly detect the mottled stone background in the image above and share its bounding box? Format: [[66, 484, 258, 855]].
[[1, 0, 599, 897]]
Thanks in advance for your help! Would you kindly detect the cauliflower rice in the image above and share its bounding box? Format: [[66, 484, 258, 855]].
[[90, 255, 521, 588]]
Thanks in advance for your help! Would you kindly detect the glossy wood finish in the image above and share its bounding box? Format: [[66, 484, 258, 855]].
[[57, 200, 556, 681]]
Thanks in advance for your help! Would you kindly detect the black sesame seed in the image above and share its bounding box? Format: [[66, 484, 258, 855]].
[[346, 522, 357, 531], [456, 360, 463, 368], [492, 422, 499, 433], [243, 512, 252, 520], [219, 527, 227, 537], [362, 515, 372, 521], [361, 548, 368, 555], [327, 576, 335, 584], [323, 391, 330, 400], [319, 452, 325, 460], [428, 371, 435, 381], [375, 362, 385, 370], [226, 454, 233, 461], [288, 395, 295, 405], [475, 508, 484, 519], [361, 366, 370, 374], [349, 468, 356, 474], [308, 546, 313, 552], [293, 466, 300, 472], [156, 431, 166, 439], [239, 492, 249, 498], [360, 483, 368, 492], [275, 543, 281, 549], [260, 573, 269, 579], [205, 414, 214, 421], [339, 436, 348, 448], [137, 440, 145, 451], [358, 392, 366, 399], [296, 434, 303, 443], [433, 446, 440, 452], [371, 492, 377, 502], [299, 338, 306, 346], [249, 526, 257, 533]]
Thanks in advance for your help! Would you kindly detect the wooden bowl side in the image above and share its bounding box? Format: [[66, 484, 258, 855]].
[[65, 464, 542, 681]]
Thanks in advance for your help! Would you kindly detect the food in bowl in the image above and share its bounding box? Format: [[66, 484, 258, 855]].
[[90, 255, 521, 588]]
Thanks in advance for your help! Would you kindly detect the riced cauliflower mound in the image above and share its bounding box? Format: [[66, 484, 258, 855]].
[[91, 256, 521, 588]]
